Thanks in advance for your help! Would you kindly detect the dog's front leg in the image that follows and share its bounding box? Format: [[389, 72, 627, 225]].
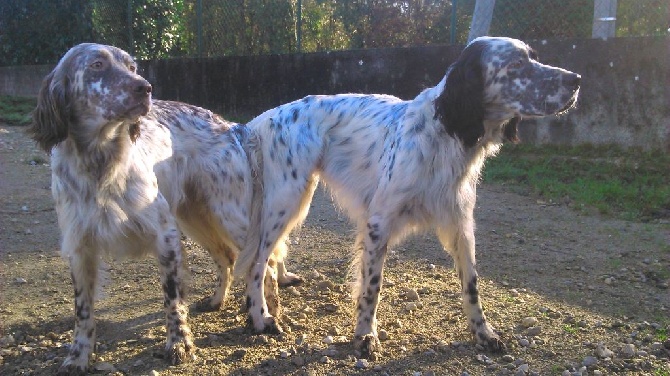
[[439, 221, 506, 352], [353, 217, 389, 358], [58, 247, 99, 375], [156, 217, 195, 364]]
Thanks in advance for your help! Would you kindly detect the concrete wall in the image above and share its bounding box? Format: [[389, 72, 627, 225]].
[[1, 37, 668, 150], [0, 65, 53, 98]]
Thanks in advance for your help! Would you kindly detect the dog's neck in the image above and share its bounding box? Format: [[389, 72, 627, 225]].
[[478, 119, 509, 154], [65, 118, 136, 186]]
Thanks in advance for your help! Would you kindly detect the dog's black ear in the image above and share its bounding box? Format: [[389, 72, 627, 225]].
[[503, 116, 520, 143], [434, 41, 487, 148], [28, 68, 71, 152]]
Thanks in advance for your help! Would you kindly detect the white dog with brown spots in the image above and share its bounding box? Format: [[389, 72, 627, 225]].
[[29, 43, 300, 374]]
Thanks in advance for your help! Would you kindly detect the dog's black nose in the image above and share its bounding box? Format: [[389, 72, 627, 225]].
[[134, 81, 152, 94], [565, 73, 581, 88]]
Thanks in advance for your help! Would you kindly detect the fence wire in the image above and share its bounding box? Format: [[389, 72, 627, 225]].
[[0, 0, 667, 65]]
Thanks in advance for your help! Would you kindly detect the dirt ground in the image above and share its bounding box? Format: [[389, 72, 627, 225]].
[[1, 123, 668, 375]]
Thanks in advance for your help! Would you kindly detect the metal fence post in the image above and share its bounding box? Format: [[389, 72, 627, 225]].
[[127, 0, 134, 55], [468, 0, 495, 43], [592, 0, 617, 39], [450, 0, 458, 44], [197, 0, 203, 57], [296, 0, 302, 52]]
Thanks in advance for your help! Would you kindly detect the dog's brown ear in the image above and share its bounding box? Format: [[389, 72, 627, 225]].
[[129, 121, 141, 143], [28, 69, 71, 152], [503, 116, 520, 143]]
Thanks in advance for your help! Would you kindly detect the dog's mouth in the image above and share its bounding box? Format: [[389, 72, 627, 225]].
[[556, 87, 579, 115], [519, 87, 580, 118], [125, 97, 152, 119]]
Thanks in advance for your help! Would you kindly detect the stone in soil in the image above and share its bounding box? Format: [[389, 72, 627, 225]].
[[317, 280, 335, 291], [286, 286, 300, 296], [582, 356, 598, 367], [619, 343, 636, 358], [521, 317, 538, 328], [323, 303, 339, 312], [293, 356, 306, 366], [595, 344, 614, 358], [526, 326, 542, 336], [355, 358, 369, 369], [378, 329, 389, 341], [515, 363, 529, 375], [402, 288, 420, 301]]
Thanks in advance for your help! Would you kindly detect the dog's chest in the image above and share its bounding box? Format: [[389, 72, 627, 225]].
[[53, 157, 161, 237]]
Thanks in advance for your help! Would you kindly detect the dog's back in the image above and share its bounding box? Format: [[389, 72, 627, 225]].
[[143, 100, 257, 250]]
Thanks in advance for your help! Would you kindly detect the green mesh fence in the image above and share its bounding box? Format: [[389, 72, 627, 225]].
[[0, 0, 667, 65]]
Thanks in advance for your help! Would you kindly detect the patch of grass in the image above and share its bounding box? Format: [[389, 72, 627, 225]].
[[563, 324, 578, 334], [483, 143, 670, 222], [0, 95, 36, 125], [550, 364, 565, 374], [27, 155, 49, 165], [608, 258, 623, 270]]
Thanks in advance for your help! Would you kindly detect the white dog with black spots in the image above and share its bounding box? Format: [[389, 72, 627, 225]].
[[237, 36, 581, 357]]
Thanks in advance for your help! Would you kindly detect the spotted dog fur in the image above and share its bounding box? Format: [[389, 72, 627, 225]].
[[237, 37, 581, 356], [28, 43, 299, 374]]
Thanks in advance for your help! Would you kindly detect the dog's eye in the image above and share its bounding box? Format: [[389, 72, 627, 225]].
[[90, 61, 104, 70], [508, 59, 525, 69], [129, 65, 137, 73]]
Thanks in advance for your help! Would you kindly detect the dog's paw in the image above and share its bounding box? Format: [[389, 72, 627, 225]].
[[353, 334, 381, 358], [57, 363, 88, 376], [474, 326, 506, 352], [262, 316, 284, 335], [166, 336, 196, 365], [193, 296, 222, 312], [251, 316, 284, 335], [278, 272, 304, 287], [246, 314, 284, 335], [58, 352, 90, 376]]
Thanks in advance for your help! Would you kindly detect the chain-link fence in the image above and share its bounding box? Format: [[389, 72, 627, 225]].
[[0, 0, 667, 66]]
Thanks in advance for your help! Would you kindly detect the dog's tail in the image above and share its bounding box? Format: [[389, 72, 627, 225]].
[[234, 127, 265, 278]]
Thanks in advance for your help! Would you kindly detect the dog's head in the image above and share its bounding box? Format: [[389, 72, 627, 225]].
[[478, 37, 580, 119], [29, 43, 152, 152], [435, 36, 581, 147]]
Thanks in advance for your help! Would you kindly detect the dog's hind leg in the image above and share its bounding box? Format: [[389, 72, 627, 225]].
[[195, 244, 235, 312], [58, 243, 99, 375], [264, 259, 282, 317], [275, 241, 303, 287], [437, 221, 506, 352], [155, 209, 195, 365], [244, 176, 319, 334], [275, 177, 318, 288]]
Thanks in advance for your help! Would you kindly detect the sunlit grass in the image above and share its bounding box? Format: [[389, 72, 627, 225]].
[[483, 143, 670, 222]]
